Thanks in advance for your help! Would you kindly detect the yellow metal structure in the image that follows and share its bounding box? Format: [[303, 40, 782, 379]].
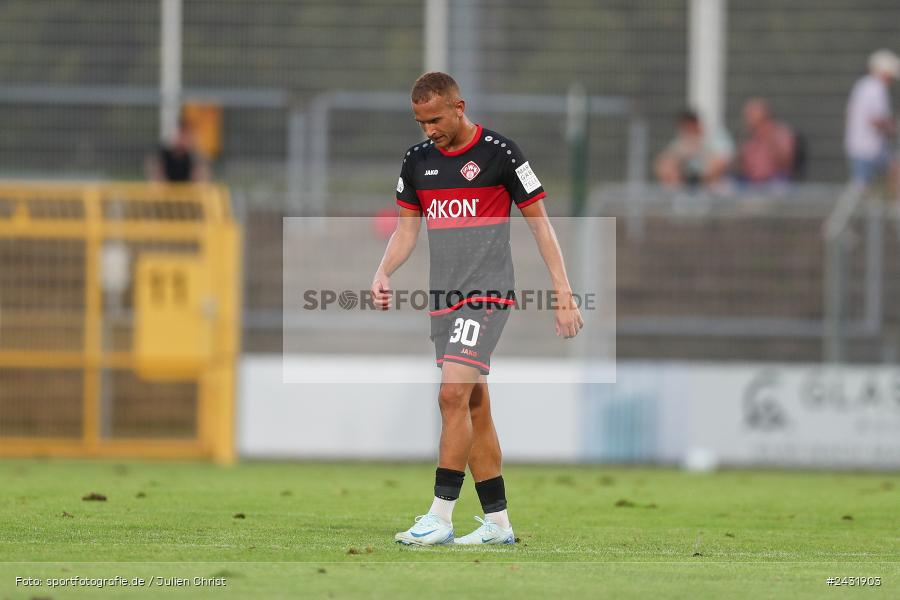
[[0, 182, 241, 463], [134, 255, 211, 379]]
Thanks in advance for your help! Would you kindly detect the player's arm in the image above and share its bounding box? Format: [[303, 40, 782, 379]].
[[520, 200, 584, 339], [372, 207, 422, 309]]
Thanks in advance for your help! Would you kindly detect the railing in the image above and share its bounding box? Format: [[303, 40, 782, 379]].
[[236, 182, 899, 363], [823, 184, 888, 362], [0, 181, 241, 462], [594, 183, 897, 362]]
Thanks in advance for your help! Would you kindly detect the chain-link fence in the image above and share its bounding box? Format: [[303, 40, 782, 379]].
[[597, 184, 900, 363], [0, 0, 685, 194], [726, 0, 900, 183], [2, 1, 899, 363], [3, 1, 896, 189], [248, 184, 900, 363]]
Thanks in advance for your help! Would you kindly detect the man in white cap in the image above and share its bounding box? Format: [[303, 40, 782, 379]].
[[845, 49, 900, 189]]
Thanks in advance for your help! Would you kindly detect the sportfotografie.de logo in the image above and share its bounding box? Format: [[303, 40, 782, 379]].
[[301, 289, 596, 311]]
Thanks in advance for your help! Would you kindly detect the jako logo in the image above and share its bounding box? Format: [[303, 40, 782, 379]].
[[424, 169, 439, 176], [426, 198, 479, 219]]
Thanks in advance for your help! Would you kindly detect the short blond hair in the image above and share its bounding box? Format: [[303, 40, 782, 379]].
[[411, 72, 460, 104]]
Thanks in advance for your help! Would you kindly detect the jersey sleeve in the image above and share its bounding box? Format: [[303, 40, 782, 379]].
[[503, 139, 546, 209], [395, 156, 420, 211]]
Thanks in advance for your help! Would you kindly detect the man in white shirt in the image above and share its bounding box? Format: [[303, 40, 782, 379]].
[[845, 49, 899, 186]]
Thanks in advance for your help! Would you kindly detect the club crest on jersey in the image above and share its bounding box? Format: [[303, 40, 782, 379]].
[[460, 161, 480, 181]]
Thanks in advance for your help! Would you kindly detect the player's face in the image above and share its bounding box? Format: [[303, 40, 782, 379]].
[[412, 94, 463, 149]]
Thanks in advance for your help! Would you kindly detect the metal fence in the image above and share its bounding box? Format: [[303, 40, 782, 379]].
[[596, 184, 900, 363], [0, 1, 674, 190], [725, 0, 900, 182], [0, 182, 239, 461], [2, 1, 896, 191], [2, 1, 900, 364], [241, 183, 900, 364]]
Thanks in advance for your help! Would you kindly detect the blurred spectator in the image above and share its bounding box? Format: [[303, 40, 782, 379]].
[[737, 98, 796, 187], [145, 118, 210, 182], [654, 109, 734, 192], [845, 49, 899, 188]]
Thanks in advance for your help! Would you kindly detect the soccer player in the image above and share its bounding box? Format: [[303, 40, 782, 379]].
[[371, 72, 583, 546]]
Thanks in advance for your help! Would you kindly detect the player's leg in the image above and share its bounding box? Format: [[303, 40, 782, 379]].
[[437, 360, 481, 470], [395, 360, 479, 545], [455, 380, 515, 545], [467, 377, 501, 481], [431, 361, 481, 520]]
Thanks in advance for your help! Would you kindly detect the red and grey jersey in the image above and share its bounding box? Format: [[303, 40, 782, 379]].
[[395, 124, 546, 314]]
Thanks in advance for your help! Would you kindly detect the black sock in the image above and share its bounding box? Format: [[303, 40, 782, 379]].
[[434, 467, 465, 501], [475, 475, 507, 513]]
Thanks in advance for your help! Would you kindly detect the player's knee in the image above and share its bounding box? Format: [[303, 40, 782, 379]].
[[438, 383, 470, 413]]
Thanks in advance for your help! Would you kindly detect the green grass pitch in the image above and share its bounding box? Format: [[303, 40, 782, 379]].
[[1, 460, 897, 598]]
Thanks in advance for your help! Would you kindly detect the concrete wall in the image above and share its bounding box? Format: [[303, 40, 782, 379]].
[[240, 355, 900, 469]]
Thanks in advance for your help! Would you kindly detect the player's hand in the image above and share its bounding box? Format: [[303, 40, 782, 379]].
[[371, 270, 392, 310], [554, 291, 584, 339]]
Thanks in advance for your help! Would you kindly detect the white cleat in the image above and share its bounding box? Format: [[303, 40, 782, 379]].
[[394, 513, 454, 546], [453, 515, 515, 545]]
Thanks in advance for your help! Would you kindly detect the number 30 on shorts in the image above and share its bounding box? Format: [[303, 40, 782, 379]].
[[448, 317, 480, 347]]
